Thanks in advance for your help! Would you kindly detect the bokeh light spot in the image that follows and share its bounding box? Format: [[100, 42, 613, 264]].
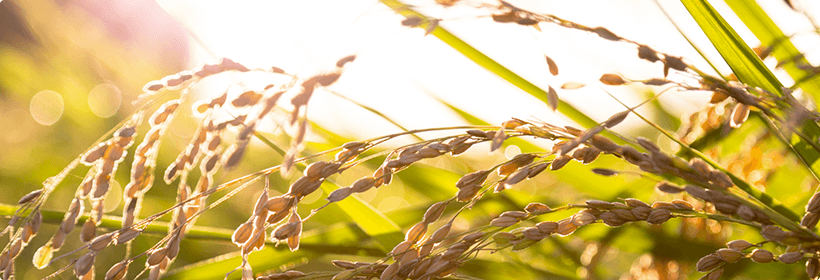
[[29, 90, 64, 126], [88, 84, 122, 118]]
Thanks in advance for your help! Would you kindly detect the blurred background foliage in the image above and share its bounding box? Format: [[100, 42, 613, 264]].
[[0, 0, 817, 279]]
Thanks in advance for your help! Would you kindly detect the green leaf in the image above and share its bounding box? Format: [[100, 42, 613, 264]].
[[724, 0, 820, 99], [680, 0, 782, 94]]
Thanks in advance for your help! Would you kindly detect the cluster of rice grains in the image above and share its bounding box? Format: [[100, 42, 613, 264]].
[[1, 55, 358, 280]]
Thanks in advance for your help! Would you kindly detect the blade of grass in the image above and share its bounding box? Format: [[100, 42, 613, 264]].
[[680, 0, 782, 93], [682, 0, 820, 190], [724, 0, 820, 97]]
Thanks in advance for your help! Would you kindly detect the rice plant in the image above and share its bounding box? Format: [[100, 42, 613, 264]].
[[3, 0, 820, 279]]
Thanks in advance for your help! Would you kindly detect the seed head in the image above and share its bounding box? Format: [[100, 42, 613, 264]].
[[778, 252, 803, 264], [715, 248, 744, 263], [750, 249, 774, 263], [646, 209, 672, 225], [524, 203, 551, 214], [696, 254, 722, 272]]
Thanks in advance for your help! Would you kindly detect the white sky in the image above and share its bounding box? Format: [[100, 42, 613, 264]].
[[154, 0, 820, 142]]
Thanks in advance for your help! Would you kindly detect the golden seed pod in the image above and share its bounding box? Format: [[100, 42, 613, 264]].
[[503, 167, 530, 188], [74, 253, 96, 277], [556, 218, 578, 236], [380, 261, 400, 280], [550, 155, 572, 171], [611, 209, 638, 221], [599, 212, 625, 227], [646, 209, 672, 225], [331, 269, 356, 280], [760, 225, 787, 242], [146, 248, 168, 267], [600, 74, 626, 85], [703, 268, 723, 280], [232, 222, 253, 245], [89, 233, 113, 252], [461, 232, 485, 243], [430, 223, 452, 244], [405, 222, 427, 243], [710, 170, 734, 189], [500, 211, 527, 220], [254, 189, 269, 215], [398, 248, 419, 264], [489, 128, 506, 152], [803, 212, 820, 229], [418, 146, 442, 158], [423, 201, 449, 224], [655, 181, 684, 194], [591, 168, 617, 176], [455, 170, 489, 190], [807, 258, 820, 279], [545, 55, 559, 76], [455, 185, 480, 202], [713, 202, 739, 215], [266, 196, 292, 213], [490, 216, 517, 228], [696, 254, 722, 272], [715, 248, 744, 263], [373, 166, 392, 187], [630, 206, 652, 220], [737, 205, 757, 221], [522, 227, 547, 241], [105, 261, 129, 280], [304, 161, 328, 179], [331, 260, 357, 269], [585, 200, 613, 208], [624, 198, 649, 208], [326, 187, 353, 203], [7, 239, 21, 259], [535, 221, 558, 234], [80, 219, 96, 243], [410, 258, 434, 279], [524, 203, 550, 214], [267, 209, 290, 225], [167, 236, 181, 260], [391, 240, 413, 260], [778, 252, 804, 264], [571, 212, 597, 226], [729, 103, 750, 128], [670, 199, 694, 211], [350, 177, 376, 193], [273, 220, 300, 241], [807, 192, 820, 213], [115, 228, 142, 245], [750, 249, 774, 263], [547, 86, 559, 111], [52, 230, 67, 250], [725, 240, 752, 251]]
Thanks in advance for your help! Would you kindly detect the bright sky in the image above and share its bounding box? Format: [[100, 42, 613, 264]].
[[151, 0, 820, 143]]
